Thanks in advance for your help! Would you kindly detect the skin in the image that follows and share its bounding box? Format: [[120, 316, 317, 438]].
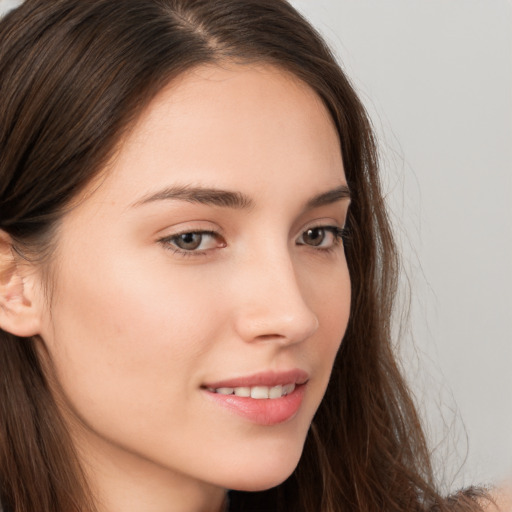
[[26, 65, 351, 512]]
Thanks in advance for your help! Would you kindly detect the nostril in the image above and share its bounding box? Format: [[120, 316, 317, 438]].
[[256, 333, 285, 341]]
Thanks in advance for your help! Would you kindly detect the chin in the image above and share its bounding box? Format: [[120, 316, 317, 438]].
[[228, 472, 295, 493], [222, 447, 303, 492]]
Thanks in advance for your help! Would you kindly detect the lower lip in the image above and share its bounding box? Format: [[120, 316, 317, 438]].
[[203, 384, 306, 426]]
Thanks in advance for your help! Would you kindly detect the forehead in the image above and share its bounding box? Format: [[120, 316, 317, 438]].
[[82, 63, 345, 210], [130, 63, 336, 141]]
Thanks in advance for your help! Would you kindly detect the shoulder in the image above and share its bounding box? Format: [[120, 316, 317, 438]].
[[485, 483, 512, 512]]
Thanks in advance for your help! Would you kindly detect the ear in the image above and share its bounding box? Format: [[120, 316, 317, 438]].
[[0, 231, 43, 337]]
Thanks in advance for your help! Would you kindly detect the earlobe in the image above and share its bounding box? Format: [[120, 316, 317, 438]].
[[0, 232, 42, 337]]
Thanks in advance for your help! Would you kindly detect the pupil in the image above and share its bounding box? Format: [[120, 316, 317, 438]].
[[305, 228, 324, 246], [177, 233, 201, 250]]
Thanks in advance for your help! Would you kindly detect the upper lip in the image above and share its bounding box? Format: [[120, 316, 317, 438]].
[[202, 369, 309, 389]]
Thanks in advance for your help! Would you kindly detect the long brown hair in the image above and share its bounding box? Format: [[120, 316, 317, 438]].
[[0, 1, 488, 511]]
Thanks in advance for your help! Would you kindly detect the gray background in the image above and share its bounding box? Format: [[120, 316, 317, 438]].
[[1, 0, 511, 492]]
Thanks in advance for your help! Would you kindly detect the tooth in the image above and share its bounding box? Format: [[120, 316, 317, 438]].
[[234, 387, 251, 397], [250, 386, 270, 399], [282, 383, 295, 396], [269, 385, 283, 399], [216, 387, 234, 395]]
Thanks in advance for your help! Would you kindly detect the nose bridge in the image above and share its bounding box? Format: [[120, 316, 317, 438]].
[[232, 241, 319, 345]]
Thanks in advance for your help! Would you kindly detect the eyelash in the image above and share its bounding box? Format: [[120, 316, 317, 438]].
[[158, 230, 221, 258], [296, 226, 347, 253], [158, 225, 347, 258]]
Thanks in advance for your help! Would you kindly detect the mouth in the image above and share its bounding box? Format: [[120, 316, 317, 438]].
[[206, 383, 297, 399], [201, 370, 309, 425]]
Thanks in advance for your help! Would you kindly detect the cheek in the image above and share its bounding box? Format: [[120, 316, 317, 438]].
[[41, 246, 225, 420], [327, 271, 351, 344], [305, 261, 350, 381]]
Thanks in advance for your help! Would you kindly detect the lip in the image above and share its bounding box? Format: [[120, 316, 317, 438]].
[[202, 369, 309, 426], [202, 369, 309, 389]]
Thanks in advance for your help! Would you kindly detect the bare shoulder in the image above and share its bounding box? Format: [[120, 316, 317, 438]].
[[485, 484, 512, 512]]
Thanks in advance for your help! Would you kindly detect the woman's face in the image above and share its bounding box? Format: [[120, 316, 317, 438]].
[[36, 65, 351, 502]]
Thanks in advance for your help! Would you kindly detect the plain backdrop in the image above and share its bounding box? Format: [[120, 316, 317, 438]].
[[1, 0, 511, 493]]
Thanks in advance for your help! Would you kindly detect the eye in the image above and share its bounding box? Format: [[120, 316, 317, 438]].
[[159, 230, 224, 255], [173, 232, 209, 251], [297, 226, 345, 250]]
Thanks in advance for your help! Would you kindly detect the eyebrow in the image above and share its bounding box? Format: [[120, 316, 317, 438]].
[[305, 184, 351, 209], [133, 185, 253, 209], [132, 183, 350, 210]]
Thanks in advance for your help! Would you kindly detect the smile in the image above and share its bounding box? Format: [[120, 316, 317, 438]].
[[207, 383, 296, 399], [202, 370, 309, 425]]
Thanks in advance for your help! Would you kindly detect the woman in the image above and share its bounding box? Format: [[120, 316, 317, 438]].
[[0, 1, 497, 511]]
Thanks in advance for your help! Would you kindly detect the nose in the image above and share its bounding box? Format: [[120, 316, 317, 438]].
[[231, 248, 319, 346]]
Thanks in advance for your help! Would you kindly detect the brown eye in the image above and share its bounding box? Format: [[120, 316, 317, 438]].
[[161, 230, 222, 254], [302, 227, 326, 247], [174, 232, 203, 250], [297, 225, 345, 250]]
